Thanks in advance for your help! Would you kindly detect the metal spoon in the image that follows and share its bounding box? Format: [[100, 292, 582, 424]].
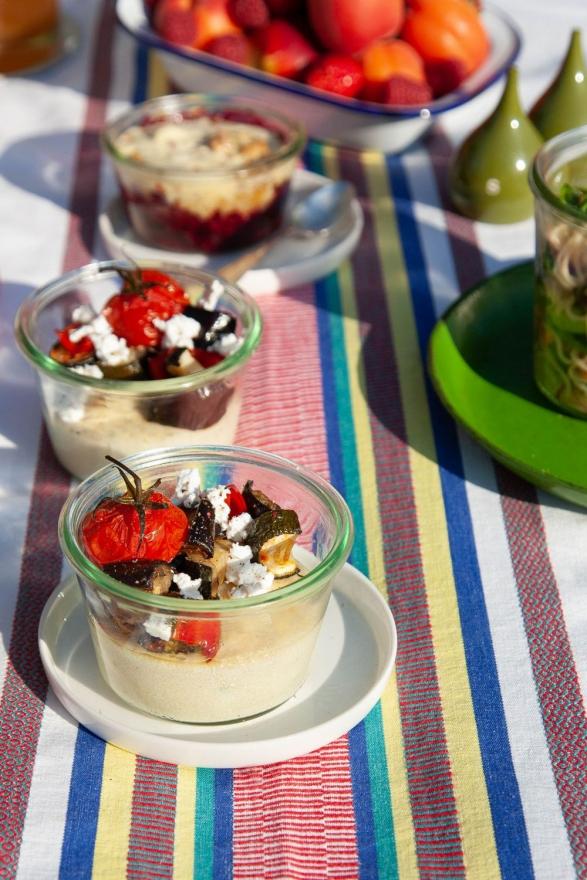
[[217, 180, 355, 283]]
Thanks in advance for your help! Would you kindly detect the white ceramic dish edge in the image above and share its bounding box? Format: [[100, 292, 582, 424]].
[[39, 563, 397, 767], [116, 0, 521, 152]]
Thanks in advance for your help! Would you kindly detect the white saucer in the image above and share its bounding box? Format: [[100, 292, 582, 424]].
[[38, 564, 396, 768], [99, 169, 363, 295]]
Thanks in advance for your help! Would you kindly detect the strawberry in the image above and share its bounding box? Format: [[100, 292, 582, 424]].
[[256, 20, 317, 78], [203, 32, 255, 63], [153, 0, 197, 46], [228, 0, 269, 29], [306, 54, 364, 98], [424, 58, 468, 97], [380, 75, 432, 105]]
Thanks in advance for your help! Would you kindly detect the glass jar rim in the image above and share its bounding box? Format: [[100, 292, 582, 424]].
[[14, 259, 263, 396], [102, 93, 306, 180], [531, 124, 587, 224], [58, 445, 354, 612]]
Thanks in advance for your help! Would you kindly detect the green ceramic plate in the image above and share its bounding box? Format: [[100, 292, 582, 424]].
[[428, 260, 587, 507]]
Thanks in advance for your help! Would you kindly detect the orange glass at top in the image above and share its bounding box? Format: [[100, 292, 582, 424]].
[[0, 0, 59, 74]]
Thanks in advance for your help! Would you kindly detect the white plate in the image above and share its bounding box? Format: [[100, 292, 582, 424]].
[[99, 169, 363, 295], [39, 564, 396, 767]]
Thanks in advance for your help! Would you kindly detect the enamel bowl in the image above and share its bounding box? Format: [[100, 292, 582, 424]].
[[116, 0, 521, 153]]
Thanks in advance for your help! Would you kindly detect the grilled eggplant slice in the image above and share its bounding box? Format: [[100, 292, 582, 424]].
[[171, 554, 213, 599], [184, 306, 236, 348], [49, 343, 95, 367], [183, 539, 230, 598], [249, 509, 301, 578], [185, 498, 216, 558], [102, 560, 173, 594], [242, 480, 280, 519]]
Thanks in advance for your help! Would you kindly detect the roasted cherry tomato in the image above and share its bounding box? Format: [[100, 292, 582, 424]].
[[104, 269, 188, 347], [81, 457, 188, 565], [56, 323, 95, 357], [173, 618, 220, 660], [225, 484, 248, 517]]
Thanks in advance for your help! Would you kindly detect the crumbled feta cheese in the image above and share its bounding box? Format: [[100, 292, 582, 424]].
[[143, 613, 172, 641], [173, 468, 201, 507], [226, 512, 252, 542], [69, 314, 131, 367], [207, 485, 231, 531], [68, 313, 111, 342], [69, 363, 103, 379], [153, 313, 201, 349], [226, 543, 274, 597], [209, 332, 240, 356], [71, 304, 96, 324], [173, 572, 203, 600]]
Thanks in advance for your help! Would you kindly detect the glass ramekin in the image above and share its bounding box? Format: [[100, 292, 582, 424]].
[[102, 93, 306, 253], [531, 125, 587, 416], [59, 445, 354, 723], [14, 260, 262, 480]]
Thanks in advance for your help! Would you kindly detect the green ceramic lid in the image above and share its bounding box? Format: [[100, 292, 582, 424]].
[[530, 30, 587, 140], [450, 67, 543, 224]]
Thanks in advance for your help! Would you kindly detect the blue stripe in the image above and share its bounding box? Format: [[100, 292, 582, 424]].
[[213, 770, 233, 880], [132, 42, 149, 105], [386, 153, 534, 880], [58, 727, 106, 880], [308, 142, 395, 880]]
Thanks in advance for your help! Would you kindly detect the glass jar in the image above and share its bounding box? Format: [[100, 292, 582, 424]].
[[102, 94, 306, 253], [58, 446, 354, 723], [14, 260, 262, 479], [531, 125, 587, 416]]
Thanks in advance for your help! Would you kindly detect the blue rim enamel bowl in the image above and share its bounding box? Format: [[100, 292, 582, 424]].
[[116, 0, 521, 153]]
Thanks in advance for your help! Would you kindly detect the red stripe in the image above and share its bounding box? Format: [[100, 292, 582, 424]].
[[335, 145, 466, 879], [428, 126, 587, 877], [233, 738, 358, 880], [497, 469, 587, 876], [0, 3, 116, 875], [127, 757, 177, 880], [233, 290, 358, 879]]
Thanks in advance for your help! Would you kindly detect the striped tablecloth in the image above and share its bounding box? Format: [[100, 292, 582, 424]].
[[2, 1, 587, 877]]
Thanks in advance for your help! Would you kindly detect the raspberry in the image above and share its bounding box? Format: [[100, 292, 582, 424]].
[[424, 59, 468, 98], [153, 3, 197, 47], [203, 33, 253, 63], [228, 0, 269, 29], [306, 54, 364, 99], [381, 75, 432, 106]]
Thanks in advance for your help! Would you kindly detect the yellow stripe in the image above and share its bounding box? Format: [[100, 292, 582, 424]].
[[322, 144, 418, 880], [174, 766, 196, 880], [362, 151, 500, 880], [147, 51, 171, 99], [91, 746, 135, 880]]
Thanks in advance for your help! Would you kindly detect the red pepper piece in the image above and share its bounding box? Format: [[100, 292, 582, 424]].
[[174, 618, 220, 660], [225, 484, 248, 517], [192, 348, 224, 368], [147, 349, 169, 380], [56, 323, 94, 356]]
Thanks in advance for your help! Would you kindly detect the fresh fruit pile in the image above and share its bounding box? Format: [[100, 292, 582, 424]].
[[147, 0, 490, 105], [50, 267, 240, 380], [83, 457, 303, 658]]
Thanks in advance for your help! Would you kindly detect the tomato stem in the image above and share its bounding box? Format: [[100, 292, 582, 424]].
[[105, 455, 163, 552]]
